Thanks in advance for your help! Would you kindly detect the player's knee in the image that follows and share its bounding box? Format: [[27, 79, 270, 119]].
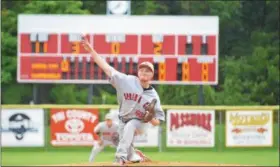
[[125, 121, 136, 130]]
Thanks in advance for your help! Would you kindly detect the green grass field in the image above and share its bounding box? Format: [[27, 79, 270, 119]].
[[2, 150, 279, 166], [2, 117, 279, 166]]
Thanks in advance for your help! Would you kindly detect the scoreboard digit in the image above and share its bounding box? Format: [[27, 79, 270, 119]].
[[152, 34, 165, 81], [111, 42, 120, 54]]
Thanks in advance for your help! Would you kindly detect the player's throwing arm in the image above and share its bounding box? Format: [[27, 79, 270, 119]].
[[81, 35, 113, 78]]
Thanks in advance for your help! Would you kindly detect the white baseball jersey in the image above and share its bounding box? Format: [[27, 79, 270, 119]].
[[94, 121, 118, 142], [109, 67, 165, 122]]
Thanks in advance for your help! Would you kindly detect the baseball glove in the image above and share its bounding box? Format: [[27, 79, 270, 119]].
[[143, 99, 157, 123], [111, 132, 119, 146]]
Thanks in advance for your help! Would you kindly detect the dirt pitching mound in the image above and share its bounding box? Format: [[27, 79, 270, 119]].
[[45, 161, 250, 166]]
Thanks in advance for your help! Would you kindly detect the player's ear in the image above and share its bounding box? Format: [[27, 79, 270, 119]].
[[150, 73, 154, 79]]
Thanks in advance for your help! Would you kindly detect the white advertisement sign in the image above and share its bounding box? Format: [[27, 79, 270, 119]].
[[1, 109, 45, 147], [133, 123, 159, 147], [109, 109, 159, 147], [167, 109, 215, 147], [226, 110, 273, 147]]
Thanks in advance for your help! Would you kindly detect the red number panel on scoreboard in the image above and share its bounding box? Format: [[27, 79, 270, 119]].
[[60, 34, 90, 54], [18, 33, 218, 84], [141, 35, 175, 55], [20, 33, 58, 53], [17, 15, 219, 85], [94, 34, 138, 54]]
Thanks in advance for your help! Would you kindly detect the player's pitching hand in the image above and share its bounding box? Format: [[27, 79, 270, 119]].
[[81, 35, 93, 53]]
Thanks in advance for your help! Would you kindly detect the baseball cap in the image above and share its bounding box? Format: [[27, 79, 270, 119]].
[[138, 61, 154, 73], [105, 114, 112, 120]]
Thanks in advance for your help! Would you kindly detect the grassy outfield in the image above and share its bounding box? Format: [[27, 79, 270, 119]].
[[2, 118, 279, 166], [2, 150, 279, 166]]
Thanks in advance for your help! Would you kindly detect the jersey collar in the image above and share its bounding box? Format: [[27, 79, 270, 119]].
[[143, 85, 153, 91]]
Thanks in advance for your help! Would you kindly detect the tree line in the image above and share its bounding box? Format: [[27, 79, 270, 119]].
[[1, 1, 279, 105]]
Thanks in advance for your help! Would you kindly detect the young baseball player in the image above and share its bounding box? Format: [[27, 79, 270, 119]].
[[82, 36, 165, 165], [89, 114, 118, 163], [89, 113, 150, 163]]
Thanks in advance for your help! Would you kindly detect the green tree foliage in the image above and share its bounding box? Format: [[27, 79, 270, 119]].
[[50, 85, 88, 104], [1, 1, 90, 104], [1, 1, 279, 105]]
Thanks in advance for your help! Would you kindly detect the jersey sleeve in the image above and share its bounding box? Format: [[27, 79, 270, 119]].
[[154, 96, 165, 121], [108, 67, 128, 90]]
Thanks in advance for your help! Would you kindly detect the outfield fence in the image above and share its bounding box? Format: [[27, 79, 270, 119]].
[[1, 105, 279, 151]]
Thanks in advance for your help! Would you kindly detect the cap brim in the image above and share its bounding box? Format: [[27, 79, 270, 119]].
[[138, 64, 154, 72]]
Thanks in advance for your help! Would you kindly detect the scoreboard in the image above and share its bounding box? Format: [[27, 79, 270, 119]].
[[18, 15, 219, 85]]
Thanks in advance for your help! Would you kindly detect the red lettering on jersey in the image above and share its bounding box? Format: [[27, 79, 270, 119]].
[[137, 96, 142, 103], [135, 110, 145, 119], [128, 93, 132, 100], [124, 93, 140, 102], [124, 93, 132, 100], [133, 94, 138, 101], [124, 93, 129, 100], [143, 102, 150, 110], [170, 113, 212, 132]]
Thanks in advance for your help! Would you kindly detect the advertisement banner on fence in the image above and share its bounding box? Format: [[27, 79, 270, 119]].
[[1, 109, 45, 147], [50, 108, 99, 146], [226, 110, 273, 147], [109, 109, 159, 147], [167, 109, 215, 147]]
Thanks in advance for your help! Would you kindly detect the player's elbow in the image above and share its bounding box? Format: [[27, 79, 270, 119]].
[[93, 55, 113, 78]]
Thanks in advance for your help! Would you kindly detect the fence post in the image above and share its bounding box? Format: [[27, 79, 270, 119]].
[[44, 108, 48, 152], [218, 110, 223, 151], [198, 85, 205, 105], [158, 125, 162, 152], [88, 85, 93, 104], [272, 110, 280, 148], [33, 84, 39, 104]]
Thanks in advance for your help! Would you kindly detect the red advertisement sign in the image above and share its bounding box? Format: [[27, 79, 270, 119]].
[[50, 108, 99, 146]]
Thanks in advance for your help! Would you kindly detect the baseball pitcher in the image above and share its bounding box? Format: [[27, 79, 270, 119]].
[[82, 36, 165, 165]]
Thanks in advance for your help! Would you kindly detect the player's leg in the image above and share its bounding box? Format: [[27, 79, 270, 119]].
[[115, 119, 141, 163], [134, 148, 152, 162], [128, 144, 152, 163], [113, 121, 126, 164], [89, 141, 105, 162], [127, 145, 140, 162]]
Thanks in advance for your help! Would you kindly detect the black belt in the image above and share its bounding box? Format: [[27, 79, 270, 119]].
[[118, 115, 141, 124]]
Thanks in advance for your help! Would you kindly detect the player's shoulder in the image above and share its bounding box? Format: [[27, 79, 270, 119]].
[[110, 67, 128, 77], [150, 86, 160, 97], [125, 75, 140, 85], [127, 74, 137, 80]]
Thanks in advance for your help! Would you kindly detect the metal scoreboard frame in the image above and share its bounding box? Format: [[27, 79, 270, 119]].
[[17, 14, 219, 85]]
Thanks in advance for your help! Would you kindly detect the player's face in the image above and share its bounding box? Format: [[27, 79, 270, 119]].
[[138, 67, 153, 82], [106, 119, 112, 126]]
